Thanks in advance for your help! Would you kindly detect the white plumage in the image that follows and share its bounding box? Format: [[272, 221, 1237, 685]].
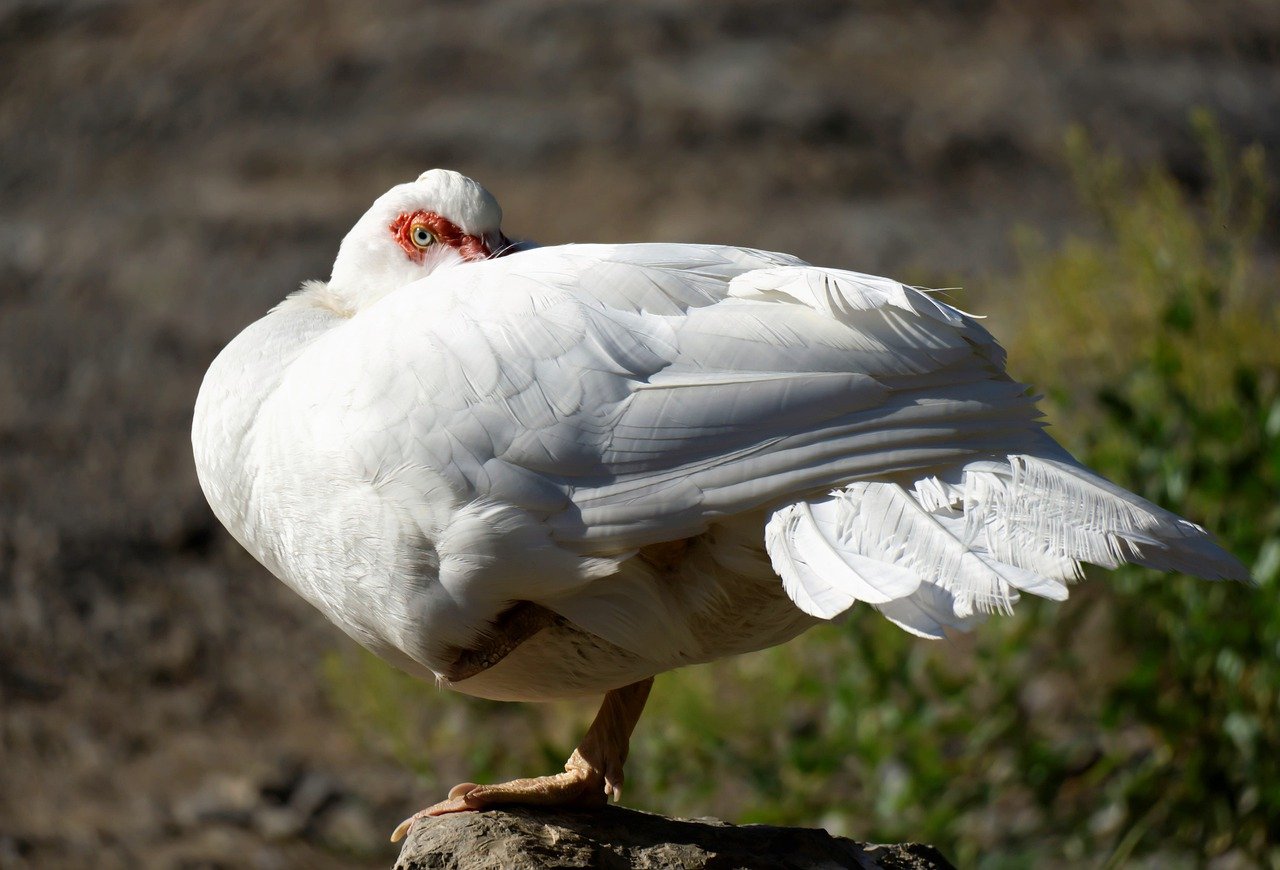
[[192, 169, 1248, 827]]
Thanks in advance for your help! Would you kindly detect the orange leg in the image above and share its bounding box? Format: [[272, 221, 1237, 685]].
[[391, 677, 654, 842]]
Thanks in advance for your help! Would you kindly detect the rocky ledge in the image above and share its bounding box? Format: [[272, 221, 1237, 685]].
[[393, 806, 954, 870]]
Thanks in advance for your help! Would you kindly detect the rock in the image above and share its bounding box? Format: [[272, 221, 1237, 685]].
[[393, 807, 955, 870], [172, 773, 260, 828]]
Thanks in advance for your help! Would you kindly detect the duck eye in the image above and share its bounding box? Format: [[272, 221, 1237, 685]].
[[410, 224, 435, 249]]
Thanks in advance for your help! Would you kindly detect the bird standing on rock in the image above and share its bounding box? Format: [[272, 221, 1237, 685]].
[[191, 169, 1249, 843]]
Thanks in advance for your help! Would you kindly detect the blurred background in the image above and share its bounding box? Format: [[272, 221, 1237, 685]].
[[2, 1, 1278, 867]]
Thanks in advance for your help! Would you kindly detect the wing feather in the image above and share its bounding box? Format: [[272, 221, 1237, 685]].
[[321, 246, 1038, 531], [295, 245, 1048, 614], [261, 242, 1244, 665]]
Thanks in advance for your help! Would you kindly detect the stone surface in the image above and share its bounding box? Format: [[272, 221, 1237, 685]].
[[393, 807, 955, 870]]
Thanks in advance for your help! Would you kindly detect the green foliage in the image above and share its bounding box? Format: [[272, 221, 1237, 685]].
[[322, 647, 596, 791], [991, 112, 1280, 864], [324, 114, 1279, 866]]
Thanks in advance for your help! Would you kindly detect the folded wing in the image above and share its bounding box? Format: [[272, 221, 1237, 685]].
[[299, 243, 1247, 647]]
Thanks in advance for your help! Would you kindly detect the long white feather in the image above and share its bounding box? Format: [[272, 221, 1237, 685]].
[[766, 502, 920, 618], [769, 446, 1247, 636], [876, 583, 989, 639]]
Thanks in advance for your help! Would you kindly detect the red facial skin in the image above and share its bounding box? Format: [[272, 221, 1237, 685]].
[[389, 210, 510, 263]]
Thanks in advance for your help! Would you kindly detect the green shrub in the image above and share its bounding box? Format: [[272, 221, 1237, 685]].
[[988, 112, 1279, 865], [325, 113, 1278, 867]]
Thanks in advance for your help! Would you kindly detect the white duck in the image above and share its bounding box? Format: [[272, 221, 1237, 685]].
[[192, 169, 1248, 841]]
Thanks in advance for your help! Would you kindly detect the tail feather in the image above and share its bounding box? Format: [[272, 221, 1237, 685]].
[[877, 583, 988, 639], [765, 500, 919, 619], [1000, 456, 1249, 582], [766, 452, 1250, 634]]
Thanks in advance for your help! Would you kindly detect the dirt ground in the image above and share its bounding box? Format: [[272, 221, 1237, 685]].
[[1, 2, 1277, 867]]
